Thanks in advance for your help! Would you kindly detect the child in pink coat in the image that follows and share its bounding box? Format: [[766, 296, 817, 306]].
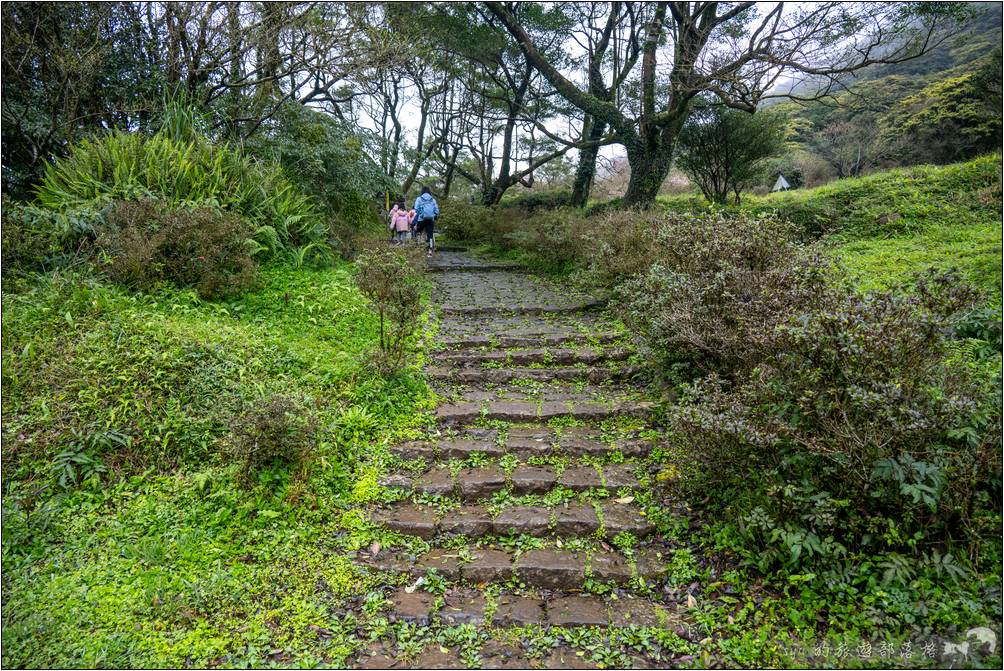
[[390, 201, 414, 243]]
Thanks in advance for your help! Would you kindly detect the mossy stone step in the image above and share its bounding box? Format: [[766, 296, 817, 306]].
[[435, 400, 655, 425], [389, 429, 655, 461], [425, 365, 643, 385], [361, 545, 671, 589], [433, 347, 632, 367], [381, 463, 642, 500], [440, 300, 606, 316], [368, 501, 655, 540], [441, 387, 642, 409], [382, 586, 693, 630], [439, 332, 623, 349]]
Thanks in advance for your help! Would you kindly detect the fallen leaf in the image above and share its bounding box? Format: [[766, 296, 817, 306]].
[[369, 541, 381, 557], [309, 624, 333, 639], [687, 593, 698, 608], [614, 496, 635, 504], [404, 576, 425, 594]]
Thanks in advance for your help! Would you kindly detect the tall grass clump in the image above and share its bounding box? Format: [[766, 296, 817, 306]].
[[35, 129, 323, 257]]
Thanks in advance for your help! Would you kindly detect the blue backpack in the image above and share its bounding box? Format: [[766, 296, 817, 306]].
[[416, 195, 438, 221]]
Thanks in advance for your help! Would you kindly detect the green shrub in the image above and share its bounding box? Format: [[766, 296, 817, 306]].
[[581, 208, 663, 285], [244, 102, 389, 232], [617, 212, 828, 378], [35, 129, 322, 256], [438, 201, 493, 242], [97, 199, 259, 299], [499, 189, 573, 212], [745, 154, 1003, 241], [229, 395, 317, 478], [1, 200, 102, 276], [354, 243, 425, 371], [670, 269, 1000, 569], [495, 206, 581, 273]]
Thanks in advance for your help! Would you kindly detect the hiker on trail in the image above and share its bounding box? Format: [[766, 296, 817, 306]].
[[414, 186, 440, 257], [387, 201, 400, 241], [390, 201, 413, 243]]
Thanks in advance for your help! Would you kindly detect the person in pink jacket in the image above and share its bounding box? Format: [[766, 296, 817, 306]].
[[390, 201, 413, 243]]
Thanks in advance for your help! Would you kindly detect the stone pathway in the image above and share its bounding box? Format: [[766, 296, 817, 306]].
[[353, 249, 702, 669]]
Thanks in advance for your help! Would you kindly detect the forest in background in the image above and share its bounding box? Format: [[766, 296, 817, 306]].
[[2, 2, 1001, 668]]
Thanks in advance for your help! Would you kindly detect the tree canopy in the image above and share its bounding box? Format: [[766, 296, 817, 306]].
[[1, 2, 993, 206]]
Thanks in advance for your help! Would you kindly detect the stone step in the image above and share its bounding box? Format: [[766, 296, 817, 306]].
[[381, 463, 642, 500], [390, 429, 654, 461], [440, 300, 606, 316], [428, 262, 524, 272], [433, 347, 632, 367], [435, 399, 655, 425], [425, 364, 643, 385], [361, 544, 674, 591], [380, 586, 694, 631], [439, 332, 623, 349], [368, 500, 655, 540], [442, 387, 638, 405], [437, 313, 613, 340]]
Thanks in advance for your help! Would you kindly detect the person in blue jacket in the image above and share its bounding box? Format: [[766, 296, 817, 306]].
[[413, 186, 440, 257]]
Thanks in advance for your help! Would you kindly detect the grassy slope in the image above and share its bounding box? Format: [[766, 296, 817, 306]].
[[650, 159, 1003, 667], [753, 155, 1002, 300], [660, 155, 1003, 301], [1, 263, 434, 667]]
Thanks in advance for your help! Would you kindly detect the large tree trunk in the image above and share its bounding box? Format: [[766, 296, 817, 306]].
[[256, 2, 284, 102], [622, 139, 675, 207], [570, 116, 606, 207], [481, 183, 505, 206], [621, 112, 687, 207]]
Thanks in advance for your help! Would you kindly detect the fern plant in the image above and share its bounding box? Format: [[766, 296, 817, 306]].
[[35, 129, 322, 257]]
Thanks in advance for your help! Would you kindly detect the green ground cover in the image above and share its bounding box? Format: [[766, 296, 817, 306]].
[[1, 263, 435, 667], [659, 155, 1003, 300]]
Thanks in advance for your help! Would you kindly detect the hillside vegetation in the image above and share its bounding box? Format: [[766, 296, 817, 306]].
[[2, 261, 434, 666], [747, 155, 1003, 299], [2, 2, 1001, 667]]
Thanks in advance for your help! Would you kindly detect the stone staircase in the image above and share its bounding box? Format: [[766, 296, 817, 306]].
[[353, 249, 698, 668]]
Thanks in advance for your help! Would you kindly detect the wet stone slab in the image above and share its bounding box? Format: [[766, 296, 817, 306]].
[[492, 595, 546, 626], [437, 505, 492, 537], [439, 590, 487, 625], [388, 590, 437, 625], [389, 441, 436, 460], [510, 465, 557, 493], [553, 503, 600, 536], [602, 464, 641, 489], [600, 502, 655, 537], [437, 436, 502, 459], [515, 549, 586, 589], [463, 549, 514, 583], [456, 465, 506, 500], [558, 465, 603, 491], [546, 596, 610, 627], [415, 466, 455, 497], [370, 504, 438, 539], [415, 548, 463, 580], [589, 551, 634, 584], [493, 505, 552, 537]]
